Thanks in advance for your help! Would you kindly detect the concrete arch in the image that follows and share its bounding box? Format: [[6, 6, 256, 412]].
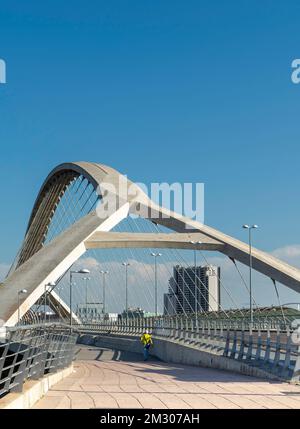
[[14, 162, 140, 269], [1, 161, 300, 326]]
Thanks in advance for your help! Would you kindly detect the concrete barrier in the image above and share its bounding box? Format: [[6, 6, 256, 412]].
[[0, 365, 74, 409]]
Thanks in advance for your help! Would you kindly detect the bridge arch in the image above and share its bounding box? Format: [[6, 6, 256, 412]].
[[1, 161, 300, 326]]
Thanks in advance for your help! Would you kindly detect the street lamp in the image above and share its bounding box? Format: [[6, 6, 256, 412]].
[[122, 263, 130, 314], [44, 281, 56, 324], [151, 253, 162, 316], [70, 269, 90, 329], [83, 277, 91, 321], [242, 224, 258, 325], [17, 289, 28, 326], [100, 270, 109, 315], [189, 241, 202, 313]]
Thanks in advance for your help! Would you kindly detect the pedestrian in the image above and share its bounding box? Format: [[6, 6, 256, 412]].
[[140, 330, 153, 361]]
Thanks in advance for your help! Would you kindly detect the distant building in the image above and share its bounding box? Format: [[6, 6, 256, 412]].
[[164, 265, 220, 315], [104, 313, 118, 322], [76, 302, 103, 321], [120, 307, 156, 319], [121, 307, 145, 319]]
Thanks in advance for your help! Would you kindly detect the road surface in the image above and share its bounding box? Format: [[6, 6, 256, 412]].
[[33, 345, 300, 409]]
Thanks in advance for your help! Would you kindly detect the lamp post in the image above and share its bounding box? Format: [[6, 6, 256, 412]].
[[55, 285, 62, 322], [122, 263, 130, 314], [44, 281, 56, 324], [17, 289, 28, 326], [83, 277, 91, 321], [242, 224, 258, 326], [190, 241, 202, 313], [100, 270, 109, 315], [70, 269, 90, 329], [151, 253, 162, 316]]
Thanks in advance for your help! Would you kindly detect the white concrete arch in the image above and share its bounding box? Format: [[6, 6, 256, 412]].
[[1, 161, 300, 326]]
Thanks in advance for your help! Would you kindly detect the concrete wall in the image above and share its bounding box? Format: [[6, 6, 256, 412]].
[[77, 333, 281, 381], [0, 365, 73, 409]]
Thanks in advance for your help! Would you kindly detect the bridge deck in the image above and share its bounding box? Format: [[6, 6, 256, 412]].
[[32, 345, 300, 409]]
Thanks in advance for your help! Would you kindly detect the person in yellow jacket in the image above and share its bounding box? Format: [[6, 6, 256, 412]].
[[140, 330, 153, 361]]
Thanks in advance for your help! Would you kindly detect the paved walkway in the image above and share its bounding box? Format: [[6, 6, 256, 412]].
[[33, 345, 300, 409]]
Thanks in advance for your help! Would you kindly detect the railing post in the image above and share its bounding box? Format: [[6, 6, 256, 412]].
[[223, 328, 230, 357], [246, 326, 253, 361], [207, 320, 211, 344], [175, 317, 179, 339], [179, 317, 184, 341], [291, 330, 300, 382], [218, 322, 224, 352], [9, 331, 32, 392], [213, 320, 217, 344], [194, 317, 199, 344], [263, 328, 271, 367], [230, 329, 237, 359], [272, 328, 282, 374], [255, 327, 262, 361], [281, 327, 292, 379], [184, 317, 189, 343], [238, 329, 245, 360], [170, 317, 174, 338]]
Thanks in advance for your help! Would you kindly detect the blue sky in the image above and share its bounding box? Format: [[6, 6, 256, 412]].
[[0, 0, 300, 273]]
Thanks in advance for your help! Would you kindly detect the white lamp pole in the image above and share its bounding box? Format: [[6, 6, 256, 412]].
[[122, 263, 130, 314], [100, 270, 109, 315], [190, 241, 202, 313], [44, 281, 56, 324], [83, 277, 91, 321], [242, 224, 258, 325], [70, 269, 90, 329], [151, 253, 162, 316]]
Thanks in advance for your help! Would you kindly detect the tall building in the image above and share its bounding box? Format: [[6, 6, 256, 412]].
[[164, 265, 220, 315]]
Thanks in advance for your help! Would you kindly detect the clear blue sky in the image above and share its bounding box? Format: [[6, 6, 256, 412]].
[[0, 0, 300, 264]]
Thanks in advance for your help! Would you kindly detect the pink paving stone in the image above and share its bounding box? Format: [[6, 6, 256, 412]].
[[67, 392, 95, 409], [177, 393, 233, 409], [44, 390, 70, 397], [33, 396, 66, 409], [87, 393, 119, 408], [152, 393, 192, 409], [195, 383, 232, 394], [79, 384, 104, 392], [265, 395, 300, 409], [167, 394, 217, 409], [119, 385, 145, 393], [213, 383, 257, 395], [195, 393, 241, 409], [240, 394, 291, 409], [110, 393, 143, 408], [219, 394, 264, 409], [101, 385, 124, 393], [131, 393, 168, 409], [173, 382, 210, 394], [137, 382, 167, 393], [158, 382, 189, 393]]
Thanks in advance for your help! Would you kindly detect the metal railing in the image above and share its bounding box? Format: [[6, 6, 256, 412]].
[[0, 324, 78, 398], [76, 316, 300, 382]]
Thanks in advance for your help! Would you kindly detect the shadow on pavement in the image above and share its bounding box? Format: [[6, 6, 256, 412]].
[[75, 344, 159, 363]]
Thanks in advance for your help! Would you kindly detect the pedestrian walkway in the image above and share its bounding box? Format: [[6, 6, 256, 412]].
[[33, 345, 300, 409]]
